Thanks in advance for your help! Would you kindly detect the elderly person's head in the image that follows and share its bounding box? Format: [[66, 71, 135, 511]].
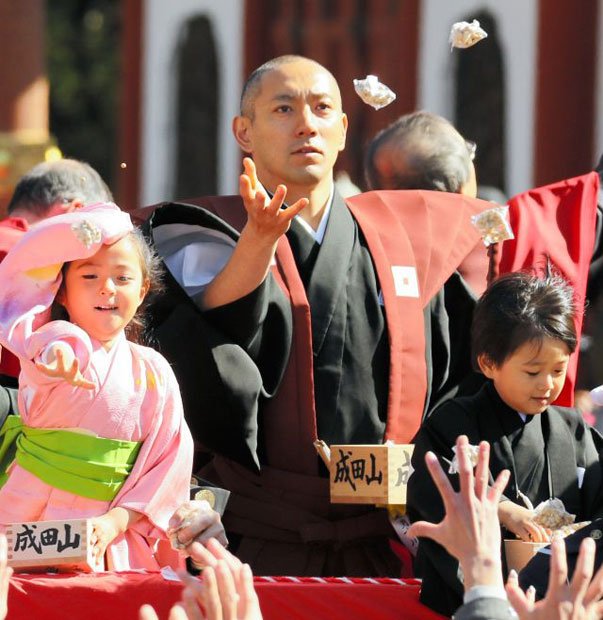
[[365, 111, 477, 197], [7, 159, 113, 224]]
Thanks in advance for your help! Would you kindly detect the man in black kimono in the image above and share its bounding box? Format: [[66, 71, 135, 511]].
[[143, 55, 487, 576]]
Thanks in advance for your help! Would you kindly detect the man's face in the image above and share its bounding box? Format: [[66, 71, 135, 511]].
[[234, 60, 348, 193]]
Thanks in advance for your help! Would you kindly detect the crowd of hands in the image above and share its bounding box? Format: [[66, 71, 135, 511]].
[[409, 437, 603, 619], [2, 436, 603, 619]]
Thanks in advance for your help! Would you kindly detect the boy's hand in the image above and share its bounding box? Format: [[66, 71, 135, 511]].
[[498, 500, 550, 542], [408, 436, 510, 590]]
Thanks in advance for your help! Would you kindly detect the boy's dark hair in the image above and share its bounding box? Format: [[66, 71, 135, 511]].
[[471, 271, 577, 370]]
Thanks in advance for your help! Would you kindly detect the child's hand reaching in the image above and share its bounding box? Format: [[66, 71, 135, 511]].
[[35, 342, 95, 389], [91, 507, 141, 563], [498, 500, 550, 542], [91, 512, 122, 563]]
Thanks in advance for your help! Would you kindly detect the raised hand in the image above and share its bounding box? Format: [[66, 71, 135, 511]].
[[408, 435, 510, 590], [139, 539, 263, 620], [203, 158, 308, 310], [178, 538, 263, 620], [179, 561, 262, 620], [506, 536, 603, 620], [139, 603, 188, 620], [239, 157, 308, 247], [35, 343, 95, 389], [186, 536, 241, 572]]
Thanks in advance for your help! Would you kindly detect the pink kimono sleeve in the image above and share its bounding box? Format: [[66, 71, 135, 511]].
[[111, 354, 194, 540]]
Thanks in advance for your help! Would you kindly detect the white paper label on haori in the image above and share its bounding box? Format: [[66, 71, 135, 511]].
[[391, 266, 419, 298]]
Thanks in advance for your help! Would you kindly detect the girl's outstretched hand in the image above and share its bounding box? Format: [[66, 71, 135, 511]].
[[35, 343, 95, 390]]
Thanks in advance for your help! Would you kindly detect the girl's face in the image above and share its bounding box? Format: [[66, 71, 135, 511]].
[[58, 236, 149, 350], [478, 337, 570, 415]]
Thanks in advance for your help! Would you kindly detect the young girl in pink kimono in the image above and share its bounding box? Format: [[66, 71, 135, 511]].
[[0, 202, 194, 571]]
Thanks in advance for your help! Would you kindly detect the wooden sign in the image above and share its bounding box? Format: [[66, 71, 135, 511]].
[[329, 444, 414, 505], [6, 518, 104, 573]]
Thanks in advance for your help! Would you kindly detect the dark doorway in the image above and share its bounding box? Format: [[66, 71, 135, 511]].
[[174, 15, 218, 199], [454, 10, 506, 195]]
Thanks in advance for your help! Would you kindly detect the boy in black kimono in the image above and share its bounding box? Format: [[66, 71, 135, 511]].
[[407, 272, 603, 617]]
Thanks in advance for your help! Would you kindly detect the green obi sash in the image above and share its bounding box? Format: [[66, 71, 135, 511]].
[[3, 421, 141, 501], [0, 414, 22, 487]]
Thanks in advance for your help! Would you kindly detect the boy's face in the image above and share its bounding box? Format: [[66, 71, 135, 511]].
[[478, 337, 570, 415], [58, 236, 149, 350]]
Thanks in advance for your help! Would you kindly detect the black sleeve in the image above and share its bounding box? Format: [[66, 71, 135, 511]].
[[577, 423, 603, 520], [202, 275, 291, 394], [141, 202, 293, 472], [149, 272, 292, 473], [587, 205, 603, 304], [203, 280, 268, 349]]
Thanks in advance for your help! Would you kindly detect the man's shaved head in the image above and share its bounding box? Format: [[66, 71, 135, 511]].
[[240, 55, 340, 119]]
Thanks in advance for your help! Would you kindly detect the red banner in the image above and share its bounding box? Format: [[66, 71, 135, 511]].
[[7, 572, 447, 620]]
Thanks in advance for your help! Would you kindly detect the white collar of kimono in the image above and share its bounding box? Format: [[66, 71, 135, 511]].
[[255, 180, 334, 244], [291, 184, 334, 245]]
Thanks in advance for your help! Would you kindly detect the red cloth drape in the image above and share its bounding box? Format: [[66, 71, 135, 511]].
[[498, 172, 600, 406], [7, 572, 447, 620]]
